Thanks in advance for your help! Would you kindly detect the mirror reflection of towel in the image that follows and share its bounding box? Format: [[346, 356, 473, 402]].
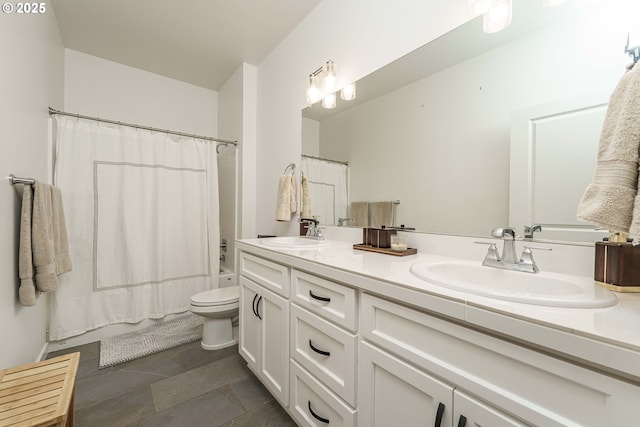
[[370, 201, 394, 228], [351, 202, 369, 227], [301, 175, 311, 218]]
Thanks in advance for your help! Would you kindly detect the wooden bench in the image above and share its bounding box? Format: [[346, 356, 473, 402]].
[[0, 352, 80, 427]]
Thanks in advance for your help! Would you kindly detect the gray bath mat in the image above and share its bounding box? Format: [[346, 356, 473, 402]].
[[99, 314, 204, 369]]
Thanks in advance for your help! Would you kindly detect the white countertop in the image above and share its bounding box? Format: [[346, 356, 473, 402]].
[[237, 237, 640, 383]]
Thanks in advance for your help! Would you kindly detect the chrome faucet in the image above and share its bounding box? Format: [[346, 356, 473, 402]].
[[337, 217, 353, 227], [491, 227, 518, 263], [300, 218, 324, 240], [477, 227, 551, 273]]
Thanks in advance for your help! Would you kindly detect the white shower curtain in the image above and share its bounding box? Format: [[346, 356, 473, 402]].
[[49, 116, 219, 340], [300, 157, 349, 225]]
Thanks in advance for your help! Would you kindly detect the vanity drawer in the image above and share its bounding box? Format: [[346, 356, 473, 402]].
[[290, 360, 356, 427], [291, 304, 357, 406], [240, 252, 290, 297], [292, 269, 357, 332]]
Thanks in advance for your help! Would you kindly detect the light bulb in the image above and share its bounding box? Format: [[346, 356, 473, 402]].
[[306, 74, 320, 104], [468, 0, 493, 16], [483, 0, 512, 33], [322, 93, 336, 109], [323, 60, 337, 93], [340, 83, 356, 101]]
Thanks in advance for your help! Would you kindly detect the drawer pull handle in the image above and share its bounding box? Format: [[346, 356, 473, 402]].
[[309, 340, 331, 356], [308, 401, 330, 424], [457, 415, 467, 427], [256, 296, 263, 320], [251, 294, 259, 317], [435, 402, 445, 427], [309, 290, 331, 303]]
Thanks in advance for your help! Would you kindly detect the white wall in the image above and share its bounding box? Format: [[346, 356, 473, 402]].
[[218, 65, 243, 270], [319, 16, 625, 236], [64, 49, 217, 136], [0, 1, 64, 369], [255, 0, 471, 236]]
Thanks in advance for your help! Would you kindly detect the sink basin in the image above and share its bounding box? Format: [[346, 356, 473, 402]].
[[410, 261, 617, 308], [260, 236, 330, 250]]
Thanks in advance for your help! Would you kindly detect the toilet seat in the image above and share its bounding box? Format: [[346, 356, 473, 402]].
[[190, 287, 239, 307]]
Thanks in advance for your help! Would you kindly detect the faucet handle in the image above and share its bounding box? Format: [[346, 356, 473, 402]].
[[475, 241, 501, 262], [519, 246, 552, 273], [491, 227, 516, 239]]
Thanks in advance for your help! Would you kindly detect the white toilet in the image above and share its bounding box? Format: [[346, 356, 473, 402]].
[[190, 286, 239, 350]]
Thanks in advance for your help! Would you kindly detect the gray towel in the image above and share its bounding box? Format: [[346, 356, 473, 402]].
[[52, 186, 72, 274], [351, 202, 369, 227], [370, 201, 394, 228], [577, 64, 640, 236], [31, 182, 72, 292], [18, 185, 37, 306]]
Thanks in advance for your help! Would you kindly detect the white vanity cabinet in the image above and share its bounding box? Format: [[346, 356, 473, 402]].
[[359, 292, 640, 426], [237, 241, 640, 427], [289, 269, 358, 426], [238, 253, 290, 406]]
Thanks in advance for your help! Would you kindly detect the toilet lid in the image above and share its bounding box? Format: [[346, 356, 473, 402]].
[[190, 287, 239, 307]]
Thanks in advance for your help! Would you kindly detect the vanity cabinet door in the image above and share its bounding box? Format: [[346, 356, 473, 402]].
[[358, 341, 454, 427], [239, 275, 290, 406], [453, 390, 528, 427], [239, 277, 260, 371]]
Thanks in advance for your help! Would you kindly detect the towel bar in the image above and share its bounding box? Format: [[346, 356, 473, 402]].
[[8, 174, 35, 185]]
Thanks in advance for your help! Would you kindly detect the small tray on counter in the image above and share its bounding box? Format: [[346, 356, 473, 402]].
[[353, 243, 417, 256]]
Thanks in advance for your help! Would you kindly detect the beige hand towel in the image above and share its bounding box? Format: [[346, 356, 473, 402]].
[[289, 174, 297, 214], [301, 175, 312, 218], [18, 185, 37, 306], [276, 175, 295, 221], [52, 186, 72, 274], [351, 202, 369, 227], [577, 64, 640, 236], [370, 201, 395, 228], [32, 182, 57, 291], [31, 182, 72, 292]]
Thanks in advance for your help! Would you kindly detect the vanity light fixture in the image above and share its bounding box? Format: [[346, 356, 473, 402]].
[[306, 73, 320, 104], [306, 60, 357, 109], [468, 0, 493, 16], [483, 0, 512, 33], [340, 82, 356, 101], [471, 0, 566, 33], [322, 93, 337, 109], [323, 60, 337, 93]]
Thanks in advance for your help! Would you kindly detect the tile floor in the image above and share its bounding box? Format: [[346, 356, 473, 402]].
[[46, 341, 297, 427]]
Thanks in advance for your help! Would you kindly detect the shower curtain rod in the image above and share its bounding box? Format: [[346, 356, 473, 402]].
[[301, 154, 349, 166], [48, 107, 238, 147]]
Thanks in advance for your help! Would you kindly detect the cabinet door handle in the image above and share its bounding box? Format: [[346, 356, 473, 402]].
[[457, 415, 467, 427], [308, 339, 331, 356], [252, 294, 258, 317], [309, 290, 331, 303], [256, 296, 263, 320], [308, 401, 330, 424], [434, 402, 445, 427]]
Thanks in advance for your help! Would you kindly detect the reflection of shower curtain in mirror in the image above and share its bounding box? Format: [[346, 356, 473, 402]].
[[49, 116, 219, 340], [300, 157, 349, 225]]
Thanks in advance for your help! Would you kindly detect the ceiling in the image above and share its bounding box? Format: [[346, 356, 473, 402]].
[[51, 0, 321, 91]]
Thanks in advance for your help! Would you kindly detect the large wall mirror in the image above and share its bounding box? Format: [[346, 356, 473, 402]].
[[301, 0, 638, 243]]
